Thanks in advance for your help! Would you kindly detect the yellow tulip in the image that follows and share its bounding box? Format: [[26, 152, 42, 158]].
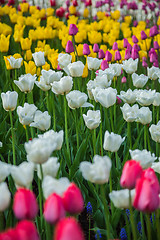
[[139, 50, 147, 61], [83, 8, 89, 18], [46, 8, 54, 17], [88, 31, 102, 44], [48, 53, 58, 69], [97, 11, 106, 20], [69, 6, 76, 15], [111, 10, 120, 20], [77, 44, 83, 57], [100, 45, 107, 53], [82, 63, 88, 78], [103, 33, 108, 43], [24, 50, 33, 61], [42, 62, 50, 71], [24, 61, 37, 75], [19, 3, 29, 13], [13, 29, 24, 42], [124, 16, 132, 24], [4, 56, 12, 70], [20, 38, 32, 51], [0, 34, 10, 53]]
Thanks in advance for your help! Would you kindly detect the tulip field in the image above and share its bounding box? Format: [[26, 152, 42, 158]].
[[0, 0, 160, 239]]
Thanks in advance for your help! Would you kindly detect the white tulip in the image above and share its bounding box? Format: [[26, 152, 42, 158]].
[[92, 87, 117, 108], [42, 176, 70, 199], [14, 74, 36, 93], [151, 162, 160, 174], [32, 51, 45, 67], [87, 80, 96, 100], [0, 161, 11, 182], [25, 137, 57, 164], [1, 91, 18, 111], [97, 68, 114, 81], [153, 92, 160, 106], [58, 53, 72, 69], [136, 107, 152, 125], [51, 76, 73, 95], [30, 110, 51, 131], [122, 58, 138, 74], [38, 130, 64, 150], [109, 189, 135, 209], [41, 69, 63, 84], [7, 56, 23, 69], [147, 66, 160, 80], [35, 76, 51, 91], [109, 63, 122, 77], [132, 73, 148, 88], [68, 61, 85, 77], [11, 162, 34, 188], [120, 103, 139, 122], [129, 149, 157, 169], [149, 121, 160, 143], [0, 182, 11, 211], [136, 89, 156, 106], [17, 103, 37, 126], [103, 131, 125, 152], [37, 157, 60, 179], [80, 155, 112, 184], [119, 89, 137, 104], [66, 90, 93, 109], [87, 57, 102, 70], [83, 110, 101, 130], [94, 75, 112, 88]]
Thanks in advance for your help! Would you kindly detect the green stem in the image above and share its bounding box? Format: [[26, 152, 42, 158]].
[[9, 110, 16, 165], [100, 121, 103, 156], [157, 107, 159, 123], [88, 217, 91, 240], [64, 95, 71, 162], [129, 190, 137, 240], [74, 110, 79, 150], [92, 129, 96, 156], [156, 210, 160, 240], [72, 36, 79, 60], [100, 185, 110, 240], [144, 125, 147, 150], [140, 212, 146, 240], [0, 213, 4, 231], [153, 105, 155, 124], [38, 176, 43, 231], [127, 122, 132, 149], [146, 214, 151, 240], [109, 107, 114, 132], [45, 91, 50, 115], [105, 109, 111, 132], [52, 93, 56, 131], [25, 125, 29, 142]]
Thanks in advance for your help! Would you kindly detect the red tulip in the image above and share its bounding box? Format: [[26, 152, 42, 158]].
[[120, 160, 143, 189], [0, 229, 17, 240], [62, 183, 84, 214], [13, 188, 38, 220], [56, 7, 65, 18], [133, 175, 159, 213], [50, 0, 56, 7], [16, 220, 40, 240], [143, 168, 160, 193], [43, 193, 65, 224], [73, 0, 78, 7], [54, 217, 85, 240]]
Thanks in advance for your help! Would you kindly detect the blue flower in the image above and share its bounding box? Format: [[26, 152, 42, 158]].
[[95, 229, 102, 239], [86, 202, 93, 215], [120, 228, 127, 240], [137, 221, 142, 235], [126, 209, 130, 219]]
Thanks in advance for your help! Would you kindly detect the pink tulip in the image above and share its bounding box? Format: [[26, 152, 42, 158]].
[[65, 40, 74, 53], [98, 49, 105, 59], [133, 176, 159, 213], [112, 42, 118, 51], [141, 31, 147, 40], [115, 50, 121, 61], [105, 51, 112, 62], [43, 193, 65, 224], [13, 188, 38, 220], [93, 44, 99, 53], [120, 160, 143, 189], [16, 220, 40, 240], [83, 43, 90, 55], [121, 76, 127, 83], [101, 60, 109, 70], [54, 217, 85, 240], [0, 229, 17, 240], [63, 183, 84, 214], [69, 24, 78, 36], [123, 38, 128, 48]]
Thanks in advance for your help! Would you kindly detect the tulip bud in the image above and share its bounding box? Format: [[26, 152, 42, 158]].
[[125, 49, 131, 60], [149, 26, 158, 37], [101, 60, 109, 70], [123, 38, 128, 48], [126, 43, 132, 52], [132, 35, 138, 43], [85, 0, 92, 6], [121, 76, 127, 83], [120, 160, 143, 189], [115, 50, 121, 61], [83, 43, 90, 56], [73, 0, 78, 7], [142, 60, 148, 68], [93, 43, 99, 53], [16, 220, 40, 240], [1, 91, 18, 112], [153, 41, 159, 50], [43, 193, 65, 224], [13, 188, 38, 220], [98, 49, 105, 59], [63, 183, 84, 214], [131, 49, 139, 60], [105, 50, 112, 62], [141, 30, 147, 40], [112, 42, 118, 51], [65, 40, 74, 53], [54, 217, 85, 240], [56, 7, 65, 17], [153, 61, 159, 68], [0, 229, 17, 240], [69, 24, 78, 36], [50, 0, 56, 7]]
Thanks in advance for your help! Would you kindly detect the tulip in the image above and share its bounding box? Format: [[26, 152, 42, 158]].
[[42, 176, 70, 199], [13, 188, 38, 220], [1, 91, 18, 111], [98, 49, 105, 59], [109, 63, 122, 77], [68, 61, 85, 77], [141, 30, 147, 40], [147, 66, 160, 80], [69, 24, 78, 36], [131, 49, 139, 60], [11, 162, 34, 189], [0, 161, 10, 183], [66, 90, 93, 109], [122, 58, 138, 74], [32, 52, 45, 67], [7, 56, 23, 69], [115, 50, 121, 61], [62, 183, 84, 214], [112, 42, 118, 51], [43, 193, 65, 224], [83, 110, 101, 130], [87, 57, 102, 70], [132, 73, 148, 88], [132, 35, 138, 43], [56, 7, 65, 17], [58, 53, 72, 69], [14, 74, 36, 93], [80, 155, 112, 184], [51, 76, 73, 95], [120, 160, 143, 189], [103, 130, 125, 152], [121, 76, 127, 83], [30, 110, 51, 131], [0, 182, 11, 212], [153, 41, 159, 50], [149, 25, 158, 37], [17, 103, 37, 126], [109, 189, 135, 209], [93, 43, 99, 53], [105, 51, 112, 62], [123, 38, 128, 48], [50, 0, 56, 7], [41, 69, 63, 84], [133, 175, 159, 213], [65, 40, 74, 53], [37, 157, 60, 179], [54, 217, 85, 240], [101, 60, 109, 70], [136, 89, 156, 106], [119, 89, 137, 104], [83, 43, 90, 56], [16, 220, 40, 240], [92, 87, 117, 108]]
